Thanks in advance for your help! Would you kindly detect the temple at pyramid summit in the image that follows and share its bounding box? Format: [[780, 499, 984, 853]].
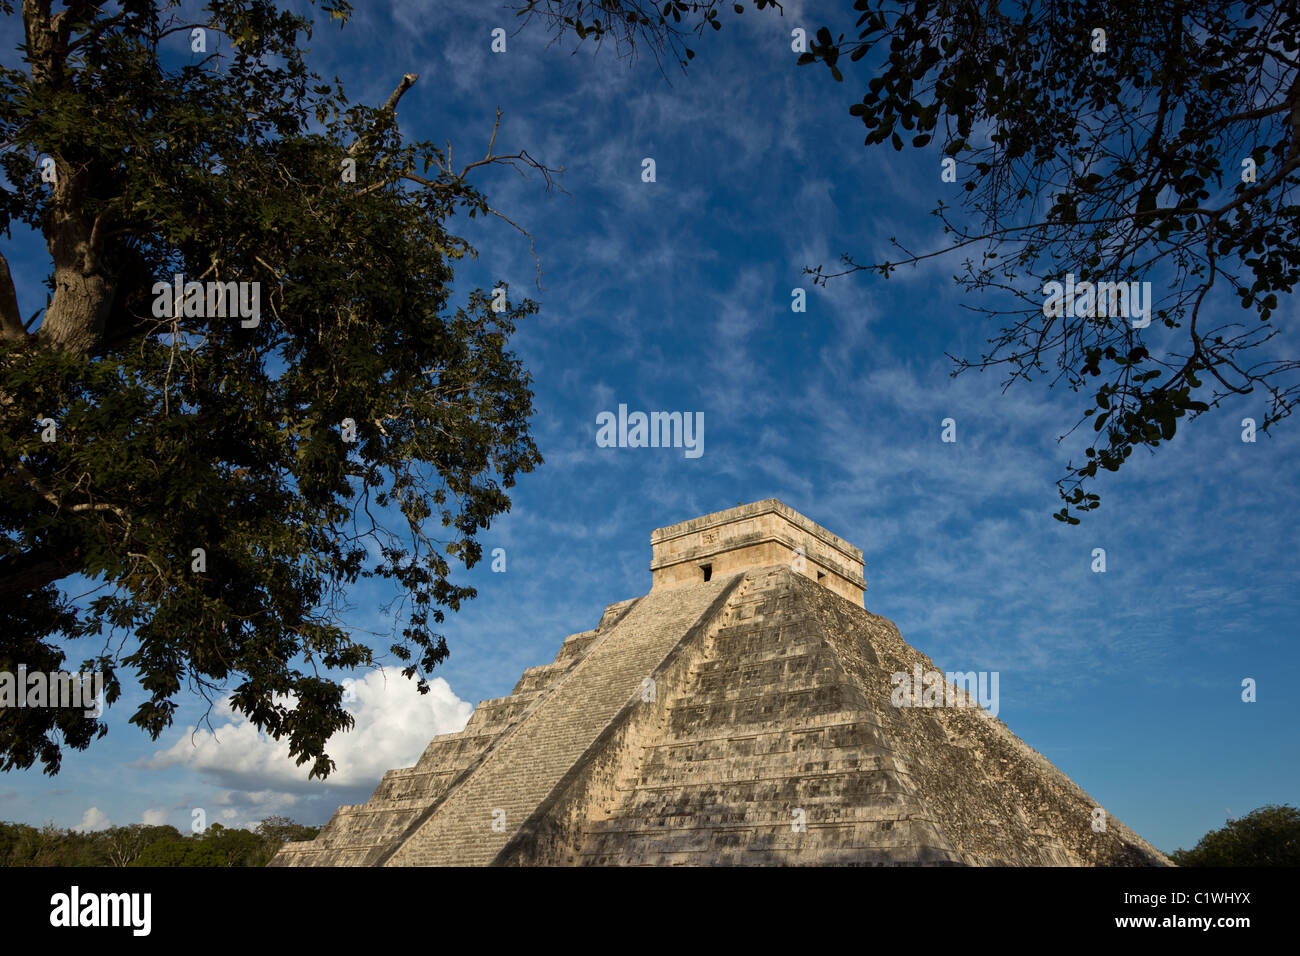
[[272, 499, 1170, 866]]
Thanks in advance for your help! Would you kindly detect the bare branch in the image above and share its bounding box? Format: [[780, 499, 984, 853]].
[[347, 73, 419, 156], [13, 459, 127, 520]]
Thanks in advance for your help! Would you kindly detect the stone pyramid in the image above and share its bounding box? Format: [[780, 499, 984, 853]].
[[272, 500, 1170, 866]]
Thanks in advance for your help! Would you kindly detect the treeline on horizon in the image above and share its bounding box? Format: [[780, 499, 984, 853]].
[[0, 815, 319, 867], [1, 805, 1295, 866]]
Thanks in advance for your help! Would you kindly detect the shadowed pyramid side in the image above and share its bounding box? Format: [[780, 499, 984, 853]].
[[498, 567, 1169, 866], [802, 575, 1170, 865]]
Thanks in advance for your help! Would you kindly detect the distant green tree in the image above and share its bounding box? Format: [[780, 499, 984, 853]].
[[131, 833, 204, 866], [1170, 804, 1300, 866], [32, 821, 102, 865], [0, 819, 111, 865], [0, 820, 41, 865], [256, 814, 320, 845], [200, 823, 265, 866], [103, 823, 182, 866], [127, 821, 289, 866], [131, 827, 225, 866], [1, 816, 314, 865]]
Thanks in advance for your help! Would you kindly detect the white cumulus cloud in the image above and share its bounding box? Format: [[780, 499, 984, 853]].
[[75, 807, 110, 832], [143, 671, 473, 794]]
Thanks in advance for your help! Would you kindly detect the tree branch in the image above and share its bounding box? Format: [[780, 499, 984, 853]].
[[347, 73, 418, 156], [13, 459, 127, 519], [0, 252, 29, 344], [0, 543, 83, 598]]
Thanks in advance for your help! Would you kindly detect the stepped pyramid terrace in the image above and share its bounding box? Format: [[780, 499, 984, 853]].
[[272, 500, 1170, 867]]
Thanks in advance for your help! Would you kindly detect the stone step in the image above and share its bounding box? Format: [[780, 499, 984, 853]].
[[667, 682, 867, 735], [603, 770, 919, 814], [635, 717, 893, 762], [630, 747, 904, 784], [590, 800, 927, 832], [675, 664, 850, 704], [688, 638, 831, 674], [579, 842, 964, 867], [579, 818, 960, 863]]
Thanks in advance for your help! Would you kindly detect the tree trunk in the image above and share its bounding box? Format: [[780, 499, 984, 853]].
[[39, 261, 113, 356], [20, 0, 114, 358]]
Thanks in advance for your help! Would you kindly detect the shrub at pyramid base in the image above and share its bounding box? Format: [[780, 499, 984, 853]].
[[271, 500, 1170, 867]]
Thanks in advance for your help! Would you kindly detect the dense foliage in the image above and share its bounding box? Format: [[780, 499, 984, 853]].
[[1170, 804, 1300, 867], [1, 1, 544, 776], [0, 815, 320, 866]]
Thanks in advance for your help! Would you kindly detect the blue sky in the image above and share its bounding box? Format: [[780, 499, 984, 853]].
[[2, 0, 1296, 855]]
